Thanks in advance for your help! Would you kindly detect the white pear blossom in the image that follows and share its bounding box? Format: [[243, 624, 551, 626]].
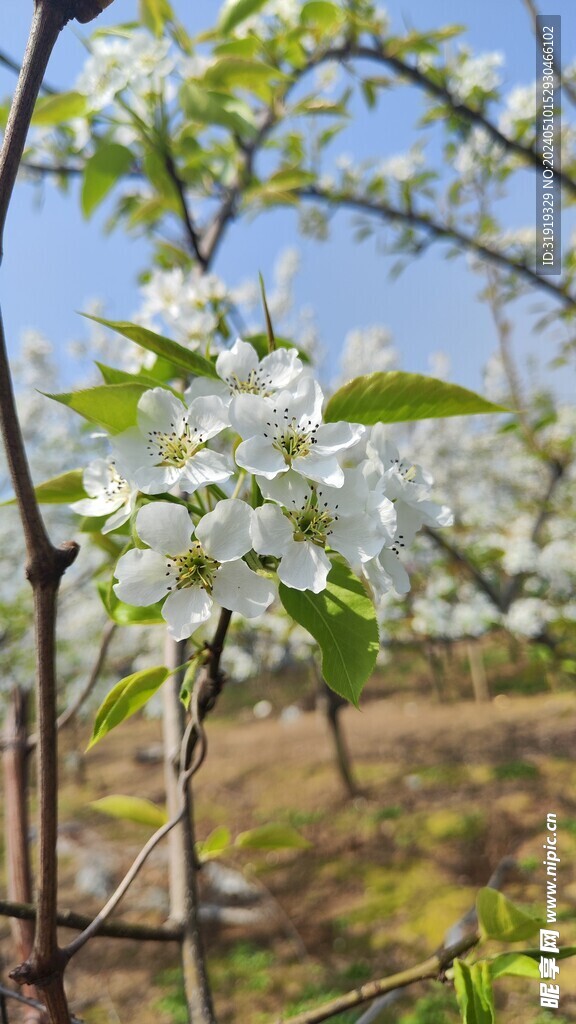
[[185, 337, 304, 410], [112, 388, 231, 495], [230, 376, 364, 487], [70, 458, 137, 534], [363, 427, 453, 544], [252, 470, 395, 592], [114, 501, 275, 640]]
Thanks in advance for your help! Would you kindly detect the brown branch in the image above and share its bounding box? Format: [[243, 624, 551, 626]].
[[0, 987, 82, 1024], [424, 525, 503, 609], [0, 899, 182, 943], [298, 186, 576, 311], [162, 149, 207, 269], [0, 1, 115, 1017], [324, 42, 576, 200], [270, 933, 478, 1024], [521, 0, 576, 108]]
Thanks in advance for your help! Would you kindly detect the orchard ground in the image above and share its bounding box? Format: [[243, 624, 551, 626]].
[[1, 645, 576, 1023]]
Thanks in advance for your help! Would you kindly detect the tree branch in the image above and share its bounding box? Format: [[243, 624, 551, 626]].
[[0, 899, 182, 942], [270, 933, 478, 1024], [325, 42, 576, 199], [521, 0, 576, 108], [298, 186, 576, 311]]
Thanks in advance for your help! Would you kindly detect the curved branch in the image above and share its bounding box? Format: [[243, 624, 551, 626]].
[[270, 933, 478, 1024], [298, 186, 576, 311], [324, 42, 576, 199]]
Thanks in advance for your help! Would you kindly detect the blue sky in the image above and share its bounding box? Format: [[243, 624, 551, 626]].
[[1, 0, 575, 396]]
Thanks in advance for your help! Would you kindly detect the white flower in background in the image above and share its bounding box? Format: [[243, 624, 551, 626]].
[[338, 325, 398, 384], [449, 50, 504, 102], [363, 426, 453, 544], [252, 469, 395, 592], [378, 146, 425, 183], [230, 376, 364, 486], [113, 388, 231, 495], [504, 598, 550, 639], [114, 501, 275, 640], [76, 33, 175, 111], [499, 83, 535, 136], [185, 338, 304, 409], [70, 458, 137, 534], [138, 266, 228, 347]]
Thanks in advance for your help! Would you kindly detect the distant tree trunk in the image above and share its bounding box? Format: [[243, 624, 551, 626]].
[[424, 641, 445, 701], [315, 672, 359, 798], [163, 636, 216, 1024], [3, 688, 46, 1022], [466, 642, 490, 703]]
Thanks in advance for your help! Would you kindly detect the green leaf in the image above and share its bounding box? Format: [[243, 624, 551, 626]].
[[218, 0, 268, 33], [31, 91, 87, 126], [88, 666, 169, 749], [45, 383, 149, 433], [91, 795, 168, 827], [95, 362, 180, 393], [489, 953, 540, 980], [476, 888, 540, 942], [98, 580, 166, 626], [279, 561, 379, 707], [85, 315, 219, 380], [1, 469, 86, 507], [234, 824, 310, 850], [453, 960, 495, 1024], [245, 333, 310, 364], [324, 372, 506, 424], [139, 0, 175, 35], [300, 1, 344, 30], [196, 826, 232, 861], [181, 83, 256, 137], [82, 143, 134, 218]]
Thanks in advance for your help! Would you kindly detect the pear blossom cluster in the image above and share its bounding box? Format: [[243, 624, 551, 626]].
[[71, 338, 452, 641]]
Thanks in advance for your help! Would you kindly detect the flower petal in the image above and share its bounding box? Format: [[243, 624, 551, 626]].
[[216, 338, 258, 383], [180, 449, 232, 493], [187, 396, 230, 440], [136, 501, 193, 554], [278, 540, 331, 593], [113, 548, 172, 605], [196, 499, 253, 561], [184, 377, 230, 406], [137, 388, 187, 436], [292, 453, 343, 488], [235, 436, 287, 479], [251, 504, 293, 556], [82, 458, 114, 498], [258, 470, 310, 510], [330, 515, 382, 564], [163, 587, 212, 640], [314, 421, 365, 454], [259, 348, 303, 388], [229, 393, 274, 438], [212, 560, 275, 617]]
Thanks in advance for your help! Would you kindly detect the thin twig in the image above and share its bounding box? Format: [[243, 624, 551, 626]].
[[521, 0, 576, 108], [163, 148, 207, 269], [0, 987, 82, 1024], [324, 42, 576, 200], [0, 898, 182, 942], [270, 933, 478, 1024], [0, 46, 58, 95], [298, 187, 576, 311]]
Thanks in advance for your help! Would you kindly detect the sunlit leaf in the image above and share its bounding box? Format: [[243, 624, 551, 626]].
[[234, 824, 310, 850], [476, 888, 540, 942], [324, 371, 507, 424], [196, 826, 232, 861], [279, 561, 379, 706], [85, 316, 219, 379], [218, 0, 268, 34], [489, 953, 540, 980], [32, 91, 87, 126], [88, 666, 169, 748], [1, 469, 86, 506], [453, 960, 495, 1024], [82, 143, 134, 218], [45, 383, 149, 433], [91, 795, 167, 827]]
